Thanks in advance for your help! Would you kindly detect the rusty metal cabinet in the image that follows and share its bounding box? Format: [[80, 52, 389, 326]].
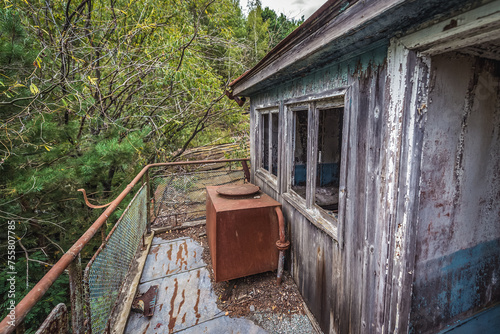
[[205, 185, 281, 282]]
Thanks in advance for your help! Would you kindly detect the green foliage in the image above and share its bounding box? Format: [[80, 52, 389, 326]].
[[0, 8, 37, 99], [0, 251, 69, 332], [261, 7, 303, 49], [246, 2, 269, 64], [0, 0, 300, 331]]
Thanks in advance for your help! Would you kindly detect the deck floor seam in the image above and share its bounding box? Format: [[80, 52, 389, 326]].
[[172, 314, 227, 333], [139, 264, 207, 285], [151, 236, 189, 245]]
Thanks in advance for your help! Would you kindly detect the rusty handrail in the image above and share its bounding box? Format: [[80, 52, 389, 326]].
[[77, 188, 113, 209], [0, 158, 249, 334]]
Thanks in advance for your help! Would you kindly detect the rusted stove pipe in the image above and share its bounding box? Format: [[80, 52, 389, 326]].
[[275, 206, 290, 285]]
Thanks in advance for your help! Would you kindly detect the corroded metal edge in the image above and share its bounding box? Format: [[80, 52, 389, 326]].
[[109, 232, 155, 334], [35, 303, 68, 334]]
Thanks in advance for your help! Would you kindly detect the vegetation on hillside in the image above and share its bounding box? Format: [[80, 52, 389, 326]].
[[0, 0, 302, 330]]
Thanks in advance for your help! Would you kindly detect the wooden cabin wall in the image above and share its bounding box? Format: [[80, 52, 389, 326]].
[[410, 53, 500, 333], [249, 46, 399, 333]]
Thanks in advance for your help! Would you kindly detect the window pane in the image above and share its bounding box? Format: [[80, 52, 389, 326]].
[[271, 113, 279, 176], [315, 107, 343, 215], [292, 110, 308, 199], [262, 113, 269, 170]]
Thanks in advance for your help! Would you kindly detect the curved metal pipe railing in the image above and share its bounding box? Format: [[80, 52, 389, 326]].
[[0, 158, 249, 334]]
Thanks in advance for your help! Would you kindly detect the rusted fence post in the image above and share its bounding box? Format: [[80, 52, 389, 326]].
[[241, 160, 250, 182], [146, 169, 152, 234], [68, 255, 84, 334], [35, 303, 68, 334]]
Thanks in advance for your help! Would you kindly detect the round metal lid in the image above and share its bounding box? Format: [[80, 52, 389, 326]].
[[216, 184, 260, 197]]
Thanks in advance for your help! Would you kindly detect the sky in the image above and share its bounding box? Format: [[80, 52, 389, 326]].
[[240, 0, 327, 20]]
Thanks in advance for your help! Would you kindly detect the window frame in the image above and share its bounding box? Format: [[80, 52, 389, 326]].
[[284, 94, 346, 238], [256, 107, 280, 187]]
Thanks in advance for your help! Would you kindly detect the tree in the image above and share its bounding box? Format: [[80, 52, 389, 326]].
[[261, 7, 303, 49], [246, 0, 269, 64], [0, 0, 301, 330], [0, 0, 247, 329]]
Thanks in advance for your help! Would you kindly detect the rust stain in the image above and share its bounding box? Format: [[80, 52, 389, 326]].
[[178, 290, 185, 315], [151, 245, 160, 261], [182, 313, 186, 324], [176, 242, 188, 270], [166, 263, 171, 275], [443, 19, 457, 31], [142, 323, 150, 334], [193, 287, 201, 325], [176, 244, 183, 264], [155, 322, 163, 329], [167, 244, 173, 261], [168, 278, 179, 332], [159, 303, 163, 311]]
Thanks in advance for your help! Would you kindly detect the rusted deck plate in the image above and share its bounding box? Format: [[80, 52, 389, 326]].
[[126, 267, 222, 333], [140, 237, 204, 283], [125, 236, 315, 334], [125, 237, 270, 334]]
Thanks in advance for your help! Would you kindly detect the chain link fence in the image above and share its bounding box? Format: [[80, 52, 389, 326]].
[[84, 184, 147, 334], [151, 163, 246, 228], [79, 160, 247, 333]]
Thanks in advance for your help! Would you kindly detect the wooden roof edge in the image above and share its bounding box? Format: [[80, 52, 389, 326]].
[[228, 0, 487, 97], [228, 0, 353, 88]]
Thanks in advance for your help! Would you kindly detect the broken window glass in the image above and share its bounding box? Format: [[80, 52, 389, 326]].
[[292, 109, 308, 199], [315, 108, 343, 216], [262, 113, 269, 171], [271, 113, 279, 176], [259, 110, 279, 178]]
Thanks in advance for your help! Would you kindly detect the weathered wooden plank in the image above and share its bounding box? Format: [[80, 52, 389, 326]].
[[339, 77, 360, 334], [307, 102, 319, 209], [385, 48, 429, 333], [399, 0, 500, 54], [287, 203, 336, 332], [277, 101, 284, 194], [358, 63, 388, 333], [346, 72, 370, 334]]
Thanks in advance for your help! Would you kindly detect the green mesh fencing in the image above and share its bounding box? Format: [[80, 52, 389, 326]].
[[84, 184, 147, 334], [152, 167, 245, 228]]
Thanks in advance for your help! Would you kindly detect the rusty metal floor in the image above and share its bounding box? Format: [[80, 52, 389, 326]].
[[124, 236, 268, 333]]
